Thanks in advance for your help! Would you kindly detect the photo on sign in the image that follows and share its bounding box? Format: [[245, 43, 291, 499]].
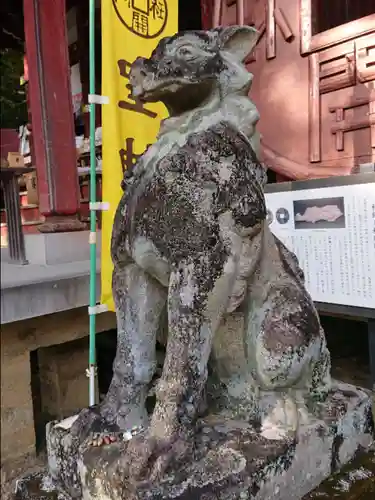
[[293, 196, 346, 229]]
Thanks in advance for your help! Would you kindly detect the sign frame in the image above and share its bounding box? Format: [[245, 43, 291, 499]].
[[264, 173, 375, 320]]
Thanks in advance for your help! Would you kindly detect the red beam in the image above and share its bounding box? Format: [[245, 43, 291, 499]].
[[201, 0, 214, 30], [24, 0, 83, 230]]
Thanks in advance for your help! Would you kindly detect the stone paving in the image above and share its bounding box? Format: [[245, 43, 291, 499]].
[[304, 447, 375, 499]]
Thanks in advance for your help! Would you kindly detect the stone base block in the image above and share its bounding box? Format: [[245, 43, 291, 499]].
[[45, 410, 117, 498], [15, 383, 374, 500], [1, 352, 36, 462], [39, 338, 99, 425], [45, 416, 82, 498], [15, 472, 62, 500], [23, 231, 101, 266]]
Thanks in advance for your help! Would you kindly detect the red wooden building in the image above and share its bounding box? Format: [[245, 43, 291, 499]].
[[205, 1, 375, 180], [10, 0, 375, 234]]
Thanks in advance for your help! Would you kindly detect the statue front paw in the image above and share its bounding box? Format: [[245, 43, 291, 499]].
[[70, 405, 119, 443], [260, 394, 312, 441], [85, 425, 145, 448], [118, 426, 193, 483]]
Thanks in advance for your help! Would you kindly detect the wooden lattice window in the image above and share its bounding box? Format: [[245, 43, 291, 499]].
[[300, 0, 375, 54], [312, 0, 375, 36]]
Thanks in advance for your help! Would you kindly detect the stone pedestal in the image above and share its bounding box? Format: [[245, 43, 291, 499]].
[[15, 382, 374, 500], [0, 308, 116, 465], [38, 338, 99, 423], [0, 352, 35, 462]]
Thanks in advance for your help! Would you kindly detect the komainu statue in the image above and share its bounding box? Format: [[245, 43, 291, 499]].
[[73, 25, 332, 479], [15, 25, 374, 500]]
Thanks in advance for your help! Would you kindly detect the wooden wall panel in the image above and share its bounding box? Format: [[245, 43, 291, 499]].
[[308, 32, 375, 168]]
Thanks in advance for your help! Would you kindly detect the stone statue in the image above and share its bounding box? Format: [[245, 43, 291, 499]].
[[15, 26, 375, 500], [70, 25, 332, 484]]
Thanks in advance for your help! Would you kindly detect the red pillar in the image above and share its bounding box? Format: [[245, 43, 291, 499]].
[[201, 0, 214, 29], [23, 0, 85, 232]]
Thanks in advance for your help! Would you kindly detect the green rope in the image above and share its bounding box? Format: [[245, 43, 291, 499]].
[[88, 0, 97, 405]]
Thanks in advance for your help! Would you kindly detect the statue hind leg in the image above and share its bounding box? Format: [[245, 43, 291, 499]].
[[249, 284, 331, 440]]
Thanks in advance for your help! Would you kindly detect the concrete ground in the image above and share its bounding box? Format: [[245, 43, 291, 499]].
[[1, 454, 46, 500]]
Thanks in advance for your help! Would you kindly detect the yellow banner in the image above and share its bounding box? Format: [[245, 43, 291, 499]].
[[101, 0, 178, 310]]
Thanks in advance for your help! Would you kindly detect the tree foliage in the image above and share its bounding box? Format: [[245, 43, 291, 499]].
[[0, 48, 27, 129]]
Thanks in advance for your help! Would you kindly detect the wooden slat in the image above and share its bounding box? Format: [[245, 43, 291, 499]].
[[318, 42, 356, 94], [212, 0, 222, 27], [236, 0, 244, 25], [329, 97, 371, 112], [318, 40, 355, 62], [266, 0, 275, 60], [308, 53, 321, 163], [331, 116, 375, 134], [274, 7, 294, 42], [356, 33, 375, 83], [300, 0, 312, 54], [334, 108, 344, 151], [370, 100, 375, 155]]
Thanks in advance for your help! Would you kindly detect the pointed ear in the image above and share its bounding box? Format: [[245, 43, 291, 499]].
[[215, 25, 258, 62]]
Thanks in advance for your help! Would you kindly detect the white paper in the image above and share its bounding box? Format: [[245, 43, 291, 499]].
[[265, 183, 375, 309], [54, 414, 79, 430], [70, 63, 82, 115]]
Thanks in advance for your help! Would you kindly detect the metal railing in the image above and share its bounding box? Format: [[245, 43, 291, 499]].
[[0, 166, 33, 264]]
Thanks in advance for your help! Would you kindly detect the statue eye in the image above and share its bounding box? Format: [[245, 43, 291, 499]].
[[177, 46, 195, 58]]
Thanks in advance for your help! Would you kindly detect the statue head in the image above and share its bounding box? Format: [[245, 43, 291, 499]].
[[129, 26, 258, 116]]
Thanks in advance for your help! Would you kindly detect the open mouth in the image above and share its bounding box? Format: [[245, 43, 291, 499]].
[[132, 77, 195, 100], [132, 78, 216, 116]]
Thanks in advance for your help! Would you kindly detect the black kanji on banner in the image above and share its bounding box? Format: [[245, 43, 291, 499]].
[[117, 59, 157, 118], [119, 137, 151, 174], [112, 0, 168, 39]]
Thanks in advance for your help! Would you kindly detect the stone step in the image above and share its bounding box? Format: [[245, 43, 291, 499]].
[[1, 221, 43, 247]]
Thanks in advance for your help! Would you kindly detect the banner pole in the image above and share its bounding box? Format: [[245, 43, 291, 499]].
[[88, 0, 97, 406]]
